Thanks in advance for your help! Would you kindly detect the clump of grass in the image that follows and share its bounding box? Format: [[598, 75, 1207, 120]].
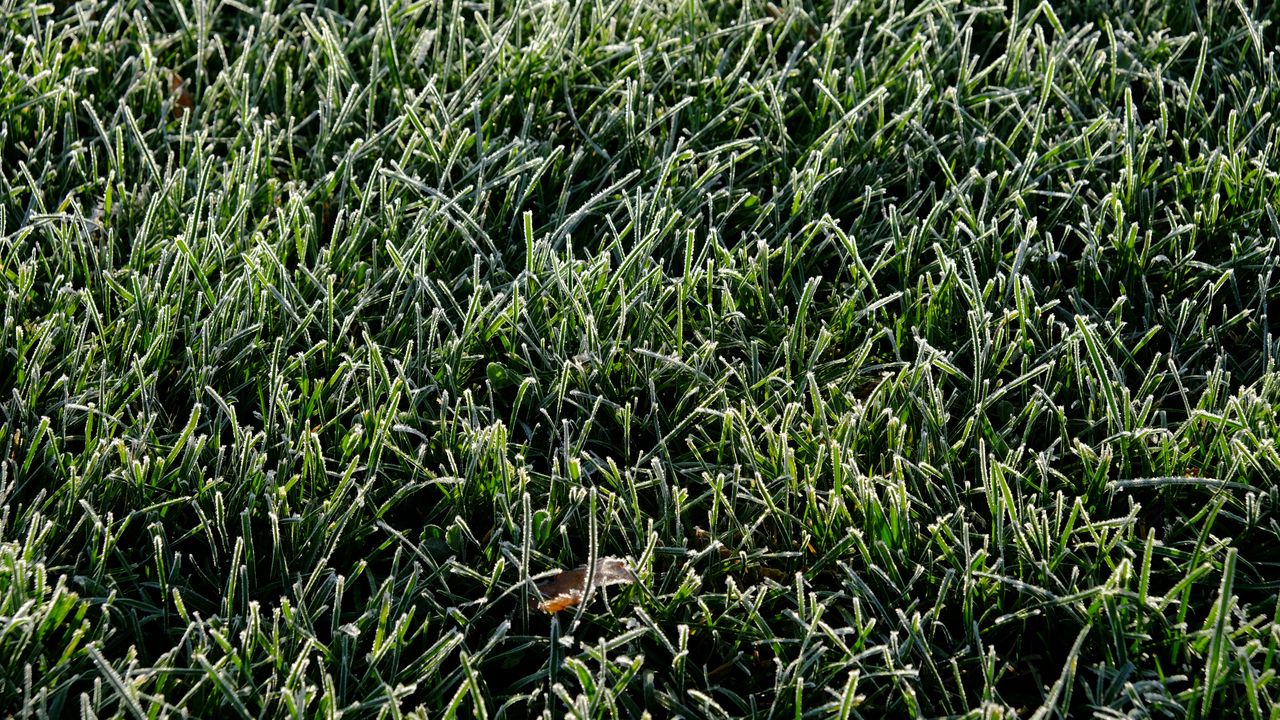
[[2, 0, 1279, 717]]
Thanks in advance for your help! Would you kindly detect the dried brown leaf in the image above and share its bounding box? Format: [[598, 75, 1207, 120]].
[[531, 557, 634, 614], [170, 71, 194, 118]]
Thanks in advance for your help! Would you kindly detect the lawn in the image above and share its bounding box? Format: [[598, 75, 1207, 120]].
[[2, 0, 1279, 717]]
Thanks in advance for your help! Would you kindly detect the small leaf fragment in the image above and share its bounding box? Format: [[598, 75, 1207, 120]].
[[170, 71, 194, 118]]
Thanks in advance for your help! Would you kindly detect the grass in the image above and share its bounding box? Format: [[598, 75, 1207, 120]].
[[2, 0, 1279, 716]]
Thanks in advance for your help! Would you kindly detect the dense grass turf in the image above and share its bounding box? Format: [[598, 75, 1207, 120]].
[[3, 0, 1280, 716]]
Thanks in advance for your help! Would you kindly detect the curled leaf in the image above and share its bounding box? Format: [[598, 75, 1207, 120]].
[[531, 557, 634, 614]]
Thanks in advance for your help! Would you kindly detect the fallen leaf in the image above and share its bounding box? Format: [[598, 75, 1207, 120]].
[[532, 557, 634, 614], [763, 2, 820, 42], [692, 526, 732, 559], [170, 71, 194, 118]]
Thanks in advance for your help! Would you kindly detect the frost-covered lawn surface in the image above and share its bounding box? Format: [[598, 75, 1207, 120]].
[[3, 0, 1280, 717]]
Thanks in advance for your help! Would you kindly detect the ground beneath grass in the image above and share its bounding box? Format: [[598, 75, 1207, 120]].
[[3, 0, 1280, 717]]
